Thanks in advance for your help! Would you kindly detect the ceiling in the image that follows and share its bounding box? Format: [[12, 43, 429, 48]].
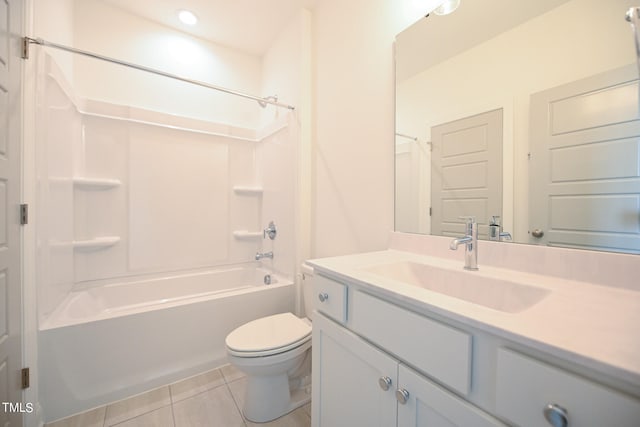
[[101, 0, 317, 56]]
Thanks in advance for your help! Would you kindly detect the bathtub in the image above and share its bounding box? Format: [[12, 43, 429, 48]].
[[39, 265, 295, 422]]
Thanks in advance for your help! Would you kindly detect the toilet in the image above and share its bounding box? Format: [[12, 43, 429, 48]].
[[225, 266, 314, 423]]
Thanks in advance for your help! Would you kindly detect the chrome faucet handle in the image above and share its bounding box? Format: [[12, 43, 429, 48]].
[[263, 221, 277, 240]]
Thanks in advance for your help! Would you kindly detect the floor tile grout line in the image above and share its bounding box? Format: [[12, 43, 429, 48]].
[[225, 382, 248, 427], [171, 381, 230, 405], [169, 401, 178, 427], [106, 401, 174, 427]]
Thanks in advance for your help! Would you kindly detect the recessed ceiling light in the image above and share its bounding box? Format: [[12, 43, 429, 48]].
[[433, 0, 460, 16], [178, 9, 198, 26]]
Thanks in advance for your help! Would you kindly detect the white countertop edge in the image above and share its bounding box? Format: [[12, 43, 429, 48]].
[[307, 249, 640, 390]]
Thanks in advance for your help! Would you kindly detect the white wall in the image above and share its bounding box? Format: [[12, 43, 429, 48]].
[[312, 0, 394, 258], [258, 10, 312, 280], [32, 0, 75, 81], [72, 0, 263, 128], [311, 0, 441, 258]]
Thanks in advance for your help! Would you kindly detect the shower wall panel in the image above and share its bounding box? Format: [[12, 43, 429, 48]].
[[128, 127, 229, 273]]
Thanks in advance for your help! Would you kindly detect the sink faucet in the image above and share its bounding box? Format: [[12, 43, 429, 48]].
[[488, 215, 513, 242], [255, 251, 273, 261], [449, 216, 479, 271]]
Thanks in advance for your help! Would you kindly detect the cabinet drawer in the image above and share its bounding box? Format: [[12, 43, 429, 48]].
[[313, 275, 347, 323], [351, 290, 472, 395], [496, 348, 640, 427]]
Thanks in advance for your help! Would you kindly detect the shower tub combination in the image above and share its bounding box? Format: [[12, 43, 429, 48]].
[[39, 265, 294, 422]]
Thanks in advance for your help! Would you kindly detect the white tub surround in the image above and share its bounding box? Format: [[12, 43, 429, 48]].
[[36, 53, 297, 323], [308, 232, 640, 426]]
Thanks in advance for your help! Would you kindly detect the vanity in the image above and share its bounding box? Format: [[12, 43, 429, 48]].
[[307, 233, 640, 427]]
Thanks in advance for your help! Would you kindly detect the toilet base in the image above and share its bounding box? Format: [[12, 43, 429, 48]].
[[242, 374, 311, 423]]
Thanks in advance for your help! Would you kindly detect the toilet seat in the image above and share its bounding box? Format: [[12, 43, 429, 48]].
[[226, 313, 311, 358]]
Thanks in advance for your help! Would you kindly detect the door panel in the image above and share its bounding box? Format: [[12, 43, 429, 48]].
[[312, 314, 397, 427], [397, 365, 505, 427], [529, 65, 640, 253], [431, 109, 503, 239]]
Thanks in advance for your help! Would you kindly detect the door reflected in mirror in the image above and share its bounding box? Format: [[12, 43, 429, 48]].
[[395, 0, 640, 254]]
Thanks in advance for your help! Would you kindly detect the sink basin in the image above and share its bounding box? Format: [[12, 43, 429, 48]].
[[364, 261, 549, 313]]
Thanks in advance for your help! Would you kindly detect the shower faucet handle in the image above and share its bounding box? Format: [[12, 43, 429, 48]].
[[263, 221, 277, 240]]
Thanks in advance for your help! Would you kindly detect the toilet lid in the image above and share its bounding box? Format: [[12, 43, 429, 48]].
[[226, 313, 311, 354]]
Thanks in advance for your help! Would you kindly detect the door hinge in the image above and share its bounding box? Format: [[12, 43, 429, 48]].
[[21, 368, 30, 389], [429, 207, 432, 216], [527, 152, 532, 160], [20, 204, 28, 225], [22, 37, 30, 60]]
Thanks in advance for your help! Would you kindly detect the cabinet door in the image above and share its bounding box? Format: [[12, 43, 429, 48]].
[[397, 365, 505, 427], [312, 314, 398, 427]]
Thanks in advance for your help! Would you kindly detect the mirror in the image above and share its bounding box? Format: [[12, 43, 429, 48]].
[[395, 0, 640, 254]]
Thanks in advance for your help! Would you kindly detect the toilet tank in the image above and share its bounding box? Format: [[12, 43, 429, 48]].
[[301, 264, 315, 318]]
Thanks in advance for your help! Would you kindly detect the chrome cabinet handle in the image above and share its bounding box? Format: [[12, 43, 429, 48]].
[[318, 293, 329, 302], [395, 389, 410, 404], [543, 403, 568, 427], [378, 376, 392, 391]]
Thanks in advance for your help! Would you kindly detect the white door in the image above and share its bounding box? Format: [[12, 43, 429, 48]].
[[431, 109, 503, 239], [312, 314, 397, 427], [0, 0, 23, 425], [397, 365, 505, 427], [529, 65, 640, 253]]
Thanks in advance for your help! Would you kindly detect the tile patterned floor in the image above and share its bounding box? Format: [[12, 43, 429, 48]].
[[45, 365, 311, 427]]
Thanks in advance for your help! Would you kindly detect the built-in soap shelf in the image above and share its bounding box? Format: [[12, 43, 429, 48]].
[[233, 186, 263, 196], [49, 176, 122, 190], [50, 236, 121, 251], [233, 231, 262, 240], [73, 177, 121, 190]]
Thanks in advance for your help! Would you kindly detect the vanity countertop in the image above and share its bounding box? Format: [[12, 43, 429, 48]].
[[307, 249, 640, 389]]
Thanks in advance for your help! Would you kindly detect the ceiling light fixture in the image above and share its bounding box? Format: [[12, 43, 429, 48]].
[[178, 9, 198, 26], [433, 0, 461, 16]]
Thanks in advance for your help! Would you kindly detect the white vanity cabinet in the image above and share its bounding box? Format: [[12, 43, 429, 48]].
[[311, 272, 640, 427], [312, 313, 506, 427], [312, 274, 507, 427]]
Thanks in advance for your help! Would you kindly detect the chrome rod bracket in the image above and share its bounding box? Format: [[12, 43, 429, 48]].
[[21, 37, 35, 59]]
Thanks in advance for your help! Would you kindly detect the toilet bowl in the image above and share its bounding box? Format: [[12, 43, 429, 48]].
[[226, 313, 312, 422], [224, 265, 315, 423]]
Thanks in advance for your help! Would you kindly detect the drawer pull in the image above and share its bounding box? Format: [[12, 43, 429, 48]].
[[378, 376, 392, 391], [543, 403, 568, 427], [395, 388, 410, 404], [318, 292, 329, 302]]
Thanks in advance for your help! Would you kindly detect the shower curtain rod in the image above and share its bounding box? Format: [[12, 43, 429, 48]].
[[22, 37, 296, 111], [395, 132, 418, 141]]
